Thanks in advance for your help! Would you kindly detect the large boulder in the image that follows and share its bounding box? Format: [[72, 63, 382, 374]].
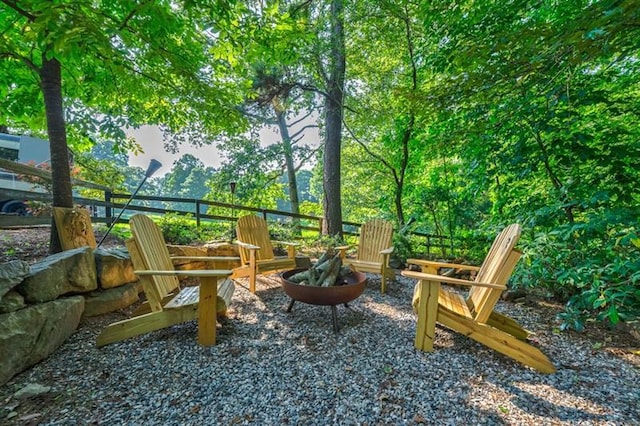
[[166, 244, 207, 257], [167, 244, 208, 272], [0, 290, 25, 314], [83, 281, 142, 317], [0, 296, 84, 385], [94, 247, 137, 289], [203, 242, 241, 270], [167, 243, 241, 276], [18, 247, 97, 303], [0, 260, 30, 299]]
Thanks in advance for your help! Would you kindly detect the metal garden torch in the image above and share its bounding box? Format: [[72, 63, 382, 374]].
[[97, 159, 162, 247]]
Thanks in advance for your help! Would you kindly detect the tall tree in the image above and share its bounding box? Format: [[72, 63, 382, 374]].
[[160, 154, 215, 211], [249, 64, 318, 227], [343, 0, 426, 226], [207, 132, 288, 210], [321, 0, 346, 237], [0, 1, 245, 252]]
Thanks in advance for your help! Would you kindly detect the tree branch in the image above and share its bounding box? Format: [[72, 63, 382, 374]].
[[0, 51, 39, 73], [118, 0, 154, 31], [291, 135, 305, 145], [343, 119, 398, 182], [289, 110, 313, 127], [1, 0, 36, 21], [294, 145, 322, 173], [237, 106, 278, 125], [290, 124, 318, 140]]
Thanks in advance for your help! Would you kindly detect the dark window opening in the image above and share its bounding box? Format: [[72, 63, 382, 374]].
[[0, 147, 19, 161]]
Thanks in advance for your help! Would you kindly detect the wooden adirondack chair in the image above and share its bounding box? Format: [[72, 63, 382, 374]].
[[231, 215, 298, 293], [401, 224, 556, 373], [96, 214, 235, 347], [337, 219, 395, 293]]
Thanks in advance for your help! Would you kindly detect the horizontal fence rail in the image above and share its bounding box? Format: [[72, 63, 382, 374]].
[[0, 175, 452, 256]]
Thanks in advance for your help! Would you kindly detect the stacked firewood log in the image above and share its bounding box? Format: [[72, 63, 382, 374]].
[[286, 249, 353, 287]]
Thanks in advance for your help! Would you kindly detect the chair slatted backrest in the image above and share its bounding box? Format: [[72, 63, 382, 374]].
[[236, 215, 275, 264], [357, 219, 394, 264], [129, 215, 181, 310], [467, 224, 522, 323]]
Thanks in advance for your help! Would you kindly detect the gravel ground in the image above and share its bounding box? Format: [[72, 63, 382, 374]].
[[1, 271, 639, 425]]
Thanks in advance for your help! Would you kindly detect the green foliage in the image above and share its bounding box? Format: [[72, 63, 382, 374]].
[[203, 133, 288, 212], [2, 0, 639, 333], [391, 232, 412, 265], [158, 154, 216, 211], [156, 213, 221, 246], [305, 234, 346, 258], [390, 219, 418, 265], [299, 200, 322, 218], [514, 220, 640, 330], [266, 220, 300, 244], [108, 224, 132, 242], [1, 1, 249, 147]]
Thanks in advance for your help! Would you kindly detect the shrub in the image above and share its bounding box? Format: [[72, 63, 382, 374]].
[[514, 221, 640, 331], [157, 213, 208, 245]]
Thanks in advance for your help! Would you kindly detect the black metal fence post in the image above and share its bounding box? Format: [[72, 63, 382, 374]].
[[105, 190, 112, 226]]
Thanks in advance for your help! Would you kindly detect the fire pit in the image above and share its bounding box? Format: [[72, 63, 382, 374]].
[[280, 268, 367, 333]]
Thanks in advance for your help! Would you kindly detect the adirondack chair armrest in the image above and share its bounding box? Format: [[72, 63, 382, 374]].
[[135, 269, 233, 277], [171, 256, 241, 262], [380, 247, 394, 255], [407, 258, 481, 272], [336, 245, 353, 259], [271, 240, 300, 258], [234, 240, 260, 250], [401, 270, 506, 289], [271, 240, 299, 247]]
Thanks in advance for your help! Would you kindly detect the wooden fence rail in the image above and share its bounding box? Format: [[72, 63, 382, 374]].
[[0, 160, 451, 255]]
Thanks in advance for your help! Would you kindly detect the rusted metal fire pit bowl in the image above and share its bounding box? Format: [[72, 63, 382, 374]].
[[280, 268, 367, 332]]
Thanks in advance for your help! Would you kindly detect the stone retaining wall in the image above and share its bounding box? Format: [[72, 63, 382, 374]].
[[0, 243, 241, 386]]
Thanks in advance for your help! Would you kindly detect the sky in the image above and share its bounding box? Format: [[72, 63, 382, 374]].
[[126, 125, 218, 176], [126, 117, 319, 176]]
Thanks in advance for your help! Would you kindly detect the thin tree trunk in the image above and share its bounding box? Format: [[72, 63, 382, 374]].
[[40, 54, 73, 253], [532, 129, 575, 223], [275, 108, 301, 234], [394, 113, 413, 225], [390, 8, 418, 226], [322, 0, 345, 238]]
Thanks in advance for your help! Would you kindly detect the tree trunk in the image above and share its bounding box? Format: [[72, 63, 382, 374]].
[[394, 114, 413, 225], [40, 55, 74, 254], [393, 11, 418, 226], [322, 0, 345, 238], [275, 108, 301, 234], [532, 128, 575, 223]]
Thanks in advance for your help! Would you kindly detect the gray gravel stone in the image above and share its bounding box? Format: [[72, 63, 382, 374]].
[[0, 273, 638, 425]]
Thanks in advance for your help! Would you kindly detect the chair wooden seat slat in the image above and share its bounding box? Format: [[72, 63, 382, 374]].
[[96, 214, 234, 347], [338, 219, 395, 293], [402, 224, 556, 373], [231, 215, 298, 293], [163, 285, 199, 309], [438, 290, 471, 318]]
